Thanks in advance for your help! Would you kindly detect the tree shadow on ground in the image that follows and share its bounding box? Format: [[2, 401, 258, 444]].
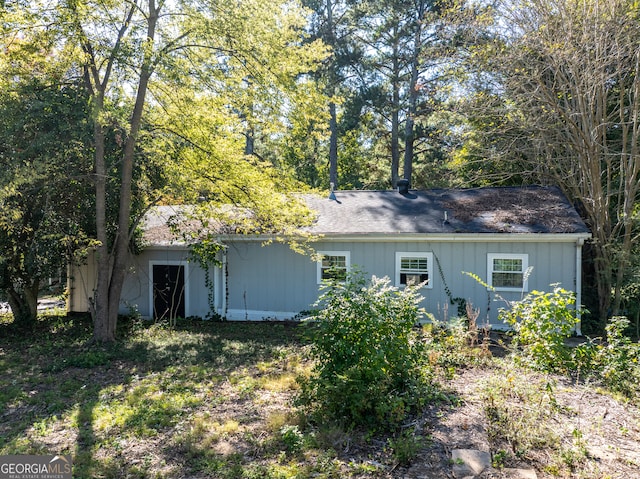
[[0, 315, 301, 477]]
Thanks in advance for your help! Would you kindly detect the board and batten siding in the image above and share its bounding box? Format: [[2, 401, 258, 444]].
[[67, 238, 580, 327], [118, 248, 211, 319], [222, 238, 580, 326]]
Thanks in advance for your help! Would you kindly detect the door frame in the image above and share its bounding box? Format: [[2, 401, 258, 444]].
[[149, 260, 190, 319]]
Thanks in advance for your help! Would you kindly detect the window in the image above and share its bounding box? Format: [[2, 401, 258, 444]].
[[395, 252, 433, 288], [487, 253, 529, 291], [317, 251, 350, 283]]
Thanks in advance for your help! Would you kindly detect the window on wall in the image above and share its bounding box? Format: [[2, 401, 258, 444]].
[[317, 251, 350, 283], [488, 253, 529, 291], [395, 252, 433, 288]]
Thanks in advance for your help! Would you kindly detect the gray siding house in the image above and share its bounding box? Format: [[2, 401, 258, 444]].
[[68, 186, 591, 330]]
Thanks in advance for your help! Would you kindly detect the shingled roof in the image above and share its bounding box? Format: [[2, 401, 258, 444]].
[[140, 186, 590, 246], [303, 186, 590, 236]]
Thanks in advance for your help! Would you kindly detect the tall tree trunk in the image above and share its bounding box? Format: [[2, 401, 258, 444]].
[[6, 280, 39, 326], [80, 0, 158, 343], [329, 101, 338, 188], [326, 0, 339, 189], [92, 93, 112, 341], [102, 3, 159, 341], [390, 29, 400, 188], [403, 14, 423, 186]]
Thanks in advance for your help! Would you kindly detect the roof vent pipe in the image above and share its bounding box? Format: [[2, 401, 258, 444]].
[[397, 179, 410, 195], [328, 182, 337, 201]]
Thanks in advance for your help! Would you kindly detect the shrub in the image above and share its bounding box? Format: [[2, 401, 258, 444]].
[[297, 273, 435, 431], [500, 286, 580, 373], [571, 316, 640, 398], [597, 316, 640, 395]]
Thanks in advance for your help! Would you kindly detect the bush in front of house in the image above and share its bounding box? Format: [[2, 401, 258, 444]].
[[501, 286, 640, 400], [297, 273, 436, 431], [500, 285, 580, 373], [571, 316, 640, 398]]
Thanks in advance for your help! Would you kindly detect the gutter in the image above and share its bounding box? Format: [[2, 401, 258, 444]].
[[211, 232, 592, 244]]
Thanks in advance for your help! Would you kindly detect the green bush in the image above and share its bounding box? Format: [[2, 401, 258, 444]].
[[500, 286, 580, 373], [571, 316, 640, 398], [297, 273, 435, 431]]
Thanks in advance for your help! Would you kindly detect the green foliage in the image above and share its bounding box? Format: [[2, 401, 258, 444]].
[[299, 275, 432, 429], [0, 73, 95, 324], [279, 424, 305, 454], [423, 316, 493, 373], [387, 428, 424, 466], [571, 316, 640, 398], [297, 272, 435, 431], [597, 317, 640, 394], [187, 239, 224, 321], [500, 286, 580, 373]]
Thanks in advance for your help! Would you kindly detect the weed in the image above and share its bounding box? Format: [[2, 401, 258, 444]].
[[280, 424, 304, 454], [387, 428, 424, 466], [491, 449, 508, 468], [481, 365, 561, 461], [500, 286, 580, 373]]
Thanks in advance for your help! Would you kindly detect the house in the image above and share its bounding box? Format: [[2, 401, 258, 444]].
[[67, 185, 591, 330]]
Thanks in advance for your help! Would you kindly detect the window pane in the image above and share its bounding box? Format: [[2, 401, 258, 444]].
[[493, 272, 523, 288], [321, 254, 347, 281], [323, 255, 346, 269], [323, 268, 347, 281], [493, 258, 522, 273], [400, 257, 428, 272], [400, 273, 428, 286]]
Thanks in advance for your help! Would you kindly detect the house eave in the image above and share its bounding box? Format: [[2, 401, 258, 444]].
[[206, 231, 591, 244]]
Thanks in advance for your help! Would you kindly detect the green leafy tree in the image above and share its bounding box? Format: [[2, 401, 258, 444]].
[[2, 0, 327, 342], [356, 0, 454, 187], [455, 0, 640, 327], [0, 76, 94, 325]]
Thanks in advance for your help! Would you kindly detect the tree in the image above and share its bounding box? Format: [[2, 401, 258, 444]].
[[457, 0, 640, 326], [49, 0, 325, 342], [0, 76, 94, 325], [298, 0, 364, 189], [0, 6, 98, 325], [358, 0, 452, 187]]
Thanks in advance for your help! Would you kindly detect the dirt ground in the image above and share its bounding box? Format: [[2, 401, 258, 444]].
[[386, 366, 640, 479]]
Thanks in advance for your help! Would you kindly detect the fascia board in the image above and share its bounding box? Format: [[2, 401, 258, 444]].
[[209, 232, 591, 244]]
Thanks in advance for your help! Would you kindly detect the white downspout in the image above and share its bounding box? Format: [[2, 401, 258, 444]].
[[221, 246, 227, 317], [575, 238, 584, 336]]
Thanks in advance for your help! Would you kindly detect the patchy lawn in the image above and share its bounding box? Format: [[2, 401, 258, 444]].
[[0, 316, 639, 478]]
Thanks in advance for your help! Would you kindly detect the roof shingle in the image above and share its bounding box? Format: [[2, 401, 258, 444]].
[[140, 186, 590, 246], [303, 186, 589, 235]]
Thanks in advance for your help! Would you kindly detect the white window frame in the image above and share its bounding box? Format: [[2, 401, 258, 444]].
[[395, 252, 433, 289], [487, 253, 529, 292], [317, 251, 351, 284], [149, 260, 190, 318]]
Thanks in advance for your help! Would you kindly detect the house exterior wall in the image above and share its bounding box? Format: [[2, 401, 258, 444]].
[[68, 237, 582, 329], [222, 238, 581, 327], [118, 248, 211, 318], [68, 248, 212, 319]]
